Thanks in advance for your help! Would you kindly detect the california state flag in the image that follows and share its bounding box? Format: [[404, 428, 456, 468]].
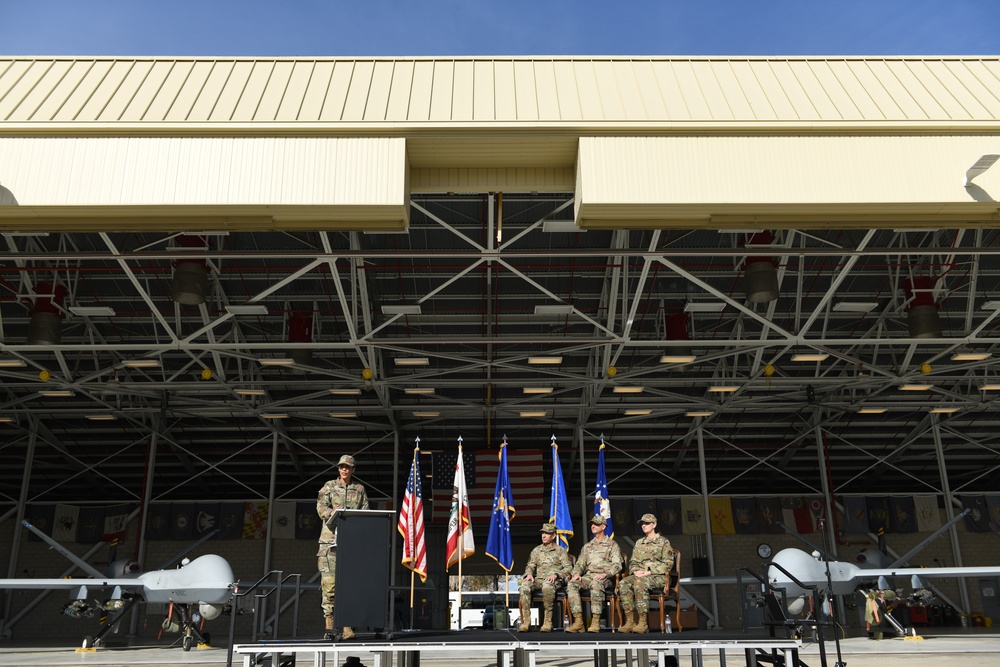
[[446, 443, 475, 569]]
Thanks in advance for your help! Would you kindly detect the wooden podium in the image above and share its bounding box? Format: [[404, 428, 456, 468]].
[[330, 509, 395, 633]]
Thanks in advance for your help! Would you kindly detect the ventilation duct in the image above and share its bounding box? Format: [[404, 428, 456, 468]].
[[27, 282, 67, 345], [903, 276, 942, 338], [288, 313, 313, 373], [171, 236, 209, 306], [743, 232, 779, 304], [664, 311, 692, 357]]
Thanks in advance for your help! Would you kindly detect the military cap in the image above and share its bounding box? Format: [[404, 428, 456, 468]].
[[638, 513, 657, 524], [540, 523, 557, 534], [337, 454, 356, 468], [590, 514, 607, 526]]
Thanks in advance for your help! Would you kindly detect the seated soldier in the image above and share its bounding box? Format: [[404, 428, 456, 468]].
[[618, 513, 674, 634], [517, 523, 572, 632], [566, 514, 623, 633]]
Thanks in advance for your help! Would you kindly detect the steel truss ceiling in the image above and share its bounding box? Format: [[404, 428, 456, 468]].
[[2, 193, 1000, 511]]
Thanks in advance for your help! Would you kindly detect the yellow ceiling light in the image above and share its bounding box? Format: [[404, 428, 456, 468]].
[[528, 356, 563, 365], [0, 359, 27, 368], [329, 412, 358, 418], [235, 389, 266, 396], [330, 389, 362, 395], [519, 411, 548, 417], [857, 408, 887, 414], [38, 390, 75, 397], [930, 407, 959, 414], [686, 411, 714, 417], [261, 413, 289, 419], [404, 388, 436, 395], [523, 387, 554, 394], [624, 409, 652, 416], [660, 355, 697, 364], [979, 384, 1000, 391], [791, 353, 829, 362], [612, 386, 644, 394], [707, 386, 740, 393], [394, 357, 430, 366], [259, 358, 295, 366], [123, 359, 160, 368], [899, 384, 933, 391], [413, 411, 440, 418], [86, 414, 117, 421]]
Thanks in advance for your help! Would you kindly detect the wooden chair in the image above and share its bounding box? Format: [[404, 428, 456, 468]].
[[609, 554, 628, 630], [649, 548, 683, 632]]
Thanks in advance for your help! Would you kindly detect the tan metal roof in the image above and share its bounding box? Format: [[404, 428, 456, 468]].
[[1, 56, 998, 128]]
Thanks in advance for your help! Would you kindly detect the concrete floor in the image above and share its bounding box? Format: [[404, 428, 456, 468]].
[[1, 630, 998, 667]]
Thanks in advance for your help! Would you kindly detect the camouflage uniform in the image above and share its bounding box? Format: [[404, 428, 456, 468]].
[[619, 532, 673, 614], [316, 473, 368, 617], [518, 530, 572, 622], [567, 534, 623, 616]]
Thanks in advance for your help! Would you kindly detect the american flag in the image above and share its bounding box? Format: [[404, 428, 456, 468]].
[[432, 448, 544, 523], [398, 448, 427, 582]]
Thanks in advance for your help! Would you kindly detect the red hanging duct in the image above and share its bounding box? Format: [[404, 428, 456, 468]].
[[903, 276, 942, 338], [743, 231, 779, 304], [27, 282, 68, 345], [171, 236, 209, 306], [288, 313, 313, 372], [664, 311, 692, 358]]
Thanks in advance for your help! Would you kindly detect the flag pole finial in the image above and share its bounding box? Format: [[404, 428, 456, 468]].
[[415, 435, 421, 447], [457, 435, 463, 446], [502, 434, 508, 445], [600, 433, 605, 444]]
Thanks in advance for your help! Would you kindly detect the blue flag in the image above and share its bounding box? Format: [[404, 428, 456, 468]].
[[486, 442, 515, 571], [549, 439, 573, 550], [594, 443, 614, 538]]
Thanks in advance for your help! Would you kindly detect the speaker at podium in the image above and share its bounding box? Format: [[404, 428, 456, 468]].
[[328, 509, 395, 634]]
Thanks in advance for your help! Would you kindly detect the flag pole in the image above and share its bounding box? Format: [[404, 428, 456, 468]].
[[457, 435, 464, 629], [408, 440, 418, 628]]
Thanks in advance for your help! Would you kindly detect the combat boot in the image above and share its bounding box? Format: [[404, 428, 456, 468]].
[[540, 608, 554, 632], [631, 613, 648, 634], [618, 608, 636, 633], [324, 616, 335, 641], [565, 612, 585, 633], [341, 626, 355, 640], [517, 598, 531, 632], [587, 616, 602, 633]]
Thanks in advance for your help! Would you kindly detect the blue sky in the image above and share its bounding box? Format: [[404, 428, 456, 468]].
[[3, 0, 999, 57]]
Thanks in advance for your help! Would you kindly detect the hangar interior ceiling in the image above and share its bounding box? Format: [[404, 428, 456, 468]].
[[2, 193, 1000, 515]]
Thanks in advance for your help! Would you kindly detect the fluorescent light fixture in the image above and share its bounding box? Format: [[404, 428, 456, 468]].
[[86, 414, 117, 421], [534, 305, 574, 315], [542, 220, 585, 233], [833, 302, 878, 313], [528, 356, 563, 365], [329, 389, 362, 396], [519, 411, 548, 417], [0, 359, 27, 368], [0, 417, 13, 423], [235, 389, 267, 396], [394, 357, 429, 366], [930, 407, 959, 414], [259, 358, 295, 366], [858, 408, 887, 414], [899, 384, 933, 391], [226, 304, 268, 315], [329, 412, 358, 418], [979, 384, 1000, 391], [981, 300, 1000, 311], [791, 353, 829, 362], [261, 413, 288, 419], [523, 387, 554, 394], [686, 411, 714, 417], [38, 390, 75, 397], [405, 388, 435, 395], [413, 411, 440, 418], [612, 386, 644, 394], [707, 386, 740, 393], [951, 352, 991, 361], [69, 306, 116, 317], [624, 409, 652, 416], [382, 305, 422, 315], [684, 302, 726, 313], [661, 355, 697, 364], [123, 359, 160, 368]]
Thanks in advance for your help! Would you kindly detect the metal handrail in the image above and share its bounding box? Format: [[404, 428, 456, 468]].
[[225, 570, 302, 667]]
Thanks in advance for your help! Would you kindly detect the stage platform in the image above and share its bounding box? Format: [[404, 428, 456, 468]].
[[232, 629, 802, 667]]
